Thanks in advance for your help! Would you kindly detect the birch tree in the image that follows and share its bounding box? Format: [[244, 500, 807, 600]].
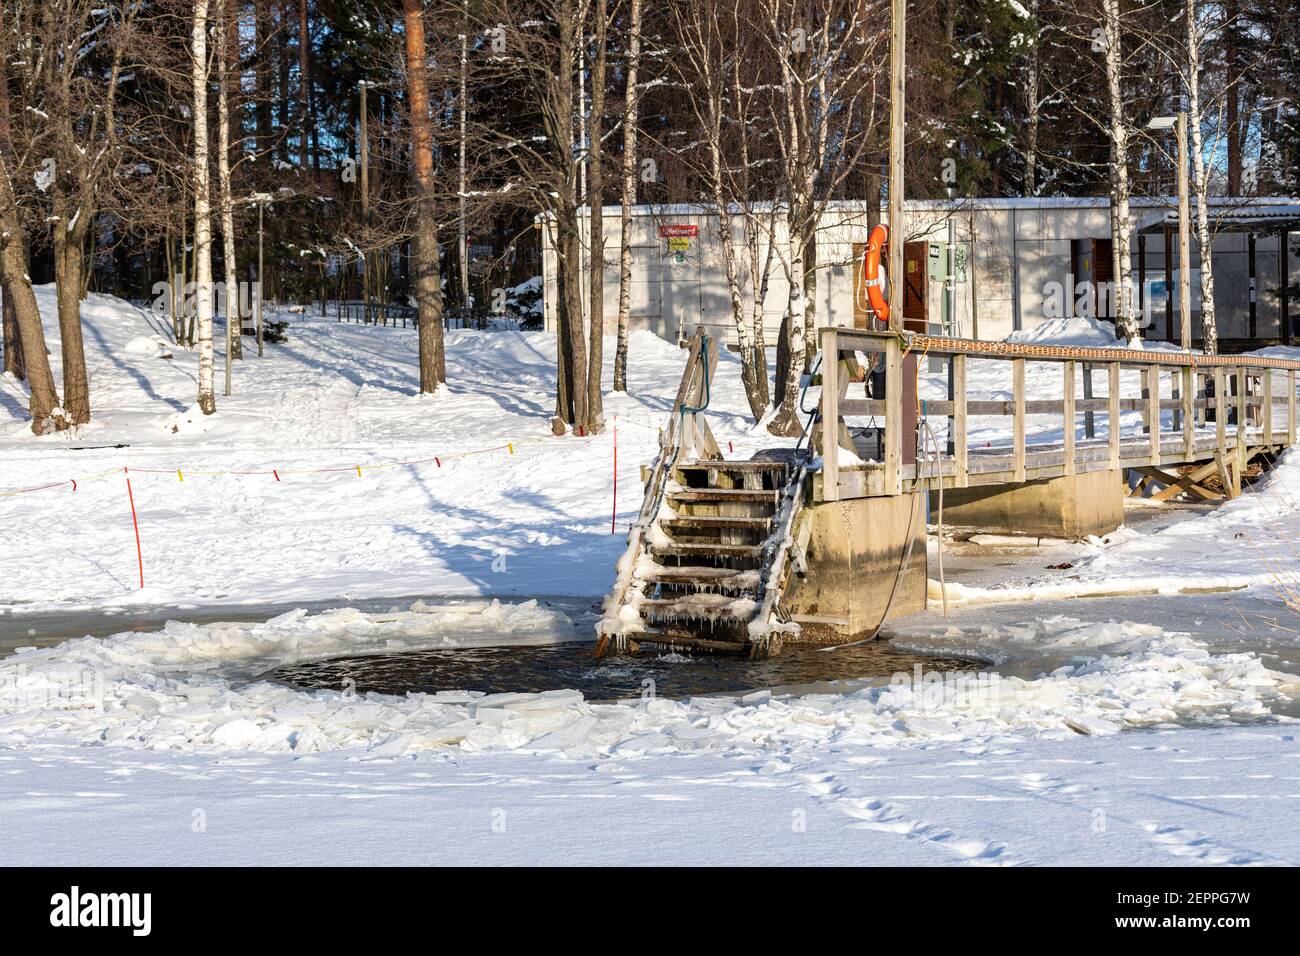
[[1100, 0, 1138, 340], [193, 0, 216, 414], [665, 0, 774, 420], [217, 0, 242, 361], [1183, 0, 1219, 352], [612, 0, 642, 393], [585, 0, 608, 430], [756, 0, 884, 434]]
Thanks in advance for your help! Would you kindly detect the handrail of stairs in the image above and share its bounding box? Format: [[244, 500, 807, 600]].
[[595, 327, 714, 654], [747, 352, 825, 653]]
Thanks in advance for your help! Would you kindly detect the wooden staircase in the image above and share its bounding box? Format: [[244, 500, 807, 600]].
[[596, 330, 811, 657]]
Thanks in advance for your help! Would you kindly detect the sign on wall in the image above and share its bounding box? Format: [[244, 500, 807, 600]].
[[659, 224, 698, 264]]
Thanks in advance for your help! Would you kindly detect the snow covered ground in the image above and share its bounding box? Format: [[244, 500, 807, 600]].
[[2, 294, 1298, 865], [0, 287, 767, 614]]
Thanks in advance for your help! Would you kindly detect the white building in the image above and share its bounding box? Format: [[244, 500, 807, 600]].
[[540, 197, 1300, 350]]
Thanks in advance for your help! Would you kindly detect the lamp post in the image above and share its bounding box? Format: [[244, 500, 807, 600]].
[[1147, 112, 1191, 350], [245, 192, 274, 357]]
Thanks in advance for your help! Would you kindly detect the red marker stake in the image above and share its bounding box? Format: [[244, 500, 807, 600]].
[[124, 468, 144, 589]]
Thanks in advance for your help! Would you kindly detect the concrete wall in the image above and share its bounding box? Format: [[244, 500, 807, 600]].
[[936, 469, 1125, 540], [785, 492, 928, 642], [540, 198, 1300, 347]]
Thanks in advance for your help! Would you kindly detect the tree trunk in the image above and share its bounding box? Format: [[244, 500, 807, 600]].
[[0, 155, 61, 431], [218, 0, 242, 360], [706, 80, 765, 421], [1102, 0, 1137, 341], [194, 0, 217, 415], [612, 0, 642, 393], [2, 287, 23, 381], [1024, 0, 1040, 196], [403, 0, 446, 393], [52, 224, 91, 424], [552, 4, 587, 433], [254, 0, 272, 158], [769, 205, 807, 436], [586, 0, 607, 430], [298, 0, 310, 171], [1186, 0, 1218, 353]]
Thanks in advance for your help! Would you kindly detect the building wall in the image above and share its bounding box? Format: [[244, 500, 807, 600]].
[[540, 199, 1300, 346]]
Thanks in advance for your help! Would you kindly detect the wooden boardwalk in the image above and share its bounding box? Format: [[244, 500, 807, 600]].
[[817, 328, 1300, 503]]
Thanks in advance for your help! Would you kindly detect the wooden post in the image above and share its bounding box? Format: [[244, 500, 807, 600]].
[[1083, 362, 1096, 438], [1236, 367, 1249, 435], [822, 330, 840, 501], [1214, 366, 1227, 454], [1235, 367, 1249, 495], [1289, 369, 1296, 447], [1263, 368, 1273, 441], [1012, 357, 1026, 483], [1181, 366, 1194, 459], [1215, 366, 1229, 496], [1146, 364, 1160, 464], [884, 335, 903, 493], [1177, 111, 1192, 350], [1108, 362, 1121, 470], [953, 353, 968, 487], [1063, 361, 1076, 476], [887, 0, 905, 332]]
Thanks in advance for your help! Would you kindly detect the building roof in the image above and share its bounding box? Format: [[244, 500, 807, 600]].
[[542, 196, 1300, 222]]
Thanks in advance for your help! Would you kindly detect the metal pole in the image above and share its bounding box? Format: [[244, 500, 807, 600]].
[[359, 79, 371, 324], [459, 2, 470, 311], [1177, 111, 1192, 350], [887, 0, 906, 331], [257, 200, 264, 357]]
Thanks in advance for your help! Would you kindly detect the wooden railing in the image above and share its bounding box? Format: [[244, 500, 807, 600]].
[[817, 327, 1300, 502]]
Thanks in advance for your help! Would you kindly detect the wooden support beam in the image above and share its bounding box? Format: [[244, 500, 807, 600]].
[[1235, 367, 1248, 496], [1107, 361, 1120, 470], [1290, 369, 1297, 446], [1211, 366, 1229, 497], [1063, 360, 1076, 476], [883, 334, 903, 494], [1082, 362, 1095, 438], [1146, 364, 1160, 465], [1263, 369, 1274, 440], [1181, 366, 1194, 459], [953, 353, 968, 487], [1012, 357, 1026, 483], [821, 330, 840, 501], [1141, 461, 1224, 502]]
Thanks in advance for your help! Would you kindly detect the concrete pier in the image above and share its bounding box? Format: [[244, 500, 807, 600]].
[[786, 492, 928, 642], [934, 468, 1124, 540]]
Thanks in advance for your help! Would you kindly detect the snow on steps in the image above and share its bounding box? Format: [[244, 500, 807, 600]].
[[597, 455, 808, 657]]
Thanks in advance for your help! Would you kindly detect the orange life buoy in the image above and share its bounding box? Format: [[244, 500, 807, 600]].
[[862, 223, 889, 325]]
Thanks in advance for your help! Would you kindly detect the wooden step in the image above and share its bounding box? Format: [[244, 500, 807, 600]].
[[639, 593, 759, 621], [668, 488, 780, 504], [678, 459, 789, 475], [649, 542, 765, 561], [642, 565, 759, 590], [626, 632, 750, 655], [661, 515, 772, 532]]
